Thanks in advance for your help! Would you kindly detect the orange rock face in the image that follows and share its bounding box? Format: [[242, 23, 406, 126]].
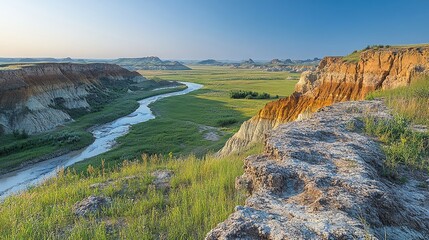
[[220, 46, 429, 155]]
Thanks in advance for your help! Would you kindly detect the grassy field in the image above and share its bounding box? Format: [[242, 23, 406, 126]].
[[0, 82, 185, 172], [365, 76, 429, 175], [0, 144, 263, 239], [0, 66, 297, 238], [72, 66, 298, 170], [343, 43, 429, 63]]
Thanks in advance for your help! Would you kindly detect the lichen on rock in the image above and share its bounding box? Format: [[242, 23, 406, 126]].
[[72, 195, 112, 217], [207, 100, 429, 239]]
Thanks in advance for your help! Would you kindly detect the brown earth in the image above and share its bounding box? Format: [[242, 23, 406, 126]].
[[0, 63, 146, 134], [220, 46, 429, 155]]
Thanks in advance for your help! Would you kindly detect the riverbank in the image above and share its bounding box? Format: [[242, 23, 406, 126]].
[[71, 66, 299, 171], [0, 82, 199, 198], [0, 143, 263, 239], [0, 81, 185, 174]]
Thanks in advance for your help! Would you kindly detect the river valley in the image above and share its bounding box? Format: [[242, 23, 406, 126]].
[[0, 82, 202, 199]]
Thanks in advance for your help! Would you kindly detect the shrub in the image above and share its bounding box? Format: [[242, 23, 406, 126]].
[[48, 131, 81, 145], [217, 118, 238, 127], [13, 130, 28, 139], [363, 116, 429, 175], [230, 90, 271, 99]]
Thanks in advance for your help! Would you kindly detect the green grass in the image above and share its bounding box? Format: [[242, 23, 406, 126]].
[[72, 66, 298, 170], [343, 43, 429, 63], [0, 66, 289, 239], [0, 144, 263, 239], [342, 50, 362, 63], [367, 76, 429, 126], [0, 83, 185, 172], [364, 76, 429, 176], [392, 43, 429, 48], [362, 116, 429, 175]]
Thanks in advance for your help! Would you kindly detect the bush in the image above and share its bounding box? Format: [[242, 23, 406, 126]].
[[48, 131, 81, 145], [230, 90, 271, 99], [13, 130, 28, 139], [364, 45, 390, 51], [363, 116, 429, 175], [0, 130, 82, 157], [217, 118, 238, 127]]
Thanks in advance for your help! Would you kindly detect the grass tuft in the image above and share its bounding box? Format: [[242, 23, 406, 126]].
[[0, 144, 263, 239], [364, 76, 429, 176], [367, 76, 429, 126]]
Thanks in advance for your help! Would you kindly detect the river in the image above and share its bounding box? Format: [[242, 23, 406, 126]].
[[0, 82, 203, 199]]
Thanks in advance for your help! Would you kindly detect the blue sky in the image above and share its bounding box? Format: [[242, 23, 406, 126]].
[[0, 0, 428, 60]]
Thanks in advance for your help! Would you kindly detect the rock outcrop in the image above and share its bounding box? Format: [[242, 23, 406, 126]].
[[73, 195, 112, 217], [230, 58, 319, 73], [110, 57, 191, 70], [207, 100, 429, 239], [220, 46, 429, 155], [0, 63, 146, 134]]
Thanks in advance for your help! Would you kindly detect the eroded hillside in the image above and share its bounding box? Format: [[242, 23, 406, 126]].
[[220, 46, 429, 155], [0, 63, 146, 134], [208, 100, 429, 239]]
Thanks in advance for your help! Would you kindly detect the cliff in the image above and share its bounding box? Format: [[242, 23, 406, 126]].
[[207, 100, 429, 239], [220, 46, 429, 155], [0, 63, 146, 134]]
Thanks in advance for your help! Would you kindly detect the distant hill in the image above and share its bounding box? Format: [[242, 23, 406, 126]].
[[242, 58, 255, 65], [0, 57, 87, 64], [0, 57, 191, 71], [197, 59, 225, 65], [229, 58, 321, 73], [111, 57, 191, 70]]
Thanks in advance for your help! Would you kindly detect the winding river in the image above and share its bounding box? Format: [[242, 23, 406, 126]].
[[0, 82, 203, 199]]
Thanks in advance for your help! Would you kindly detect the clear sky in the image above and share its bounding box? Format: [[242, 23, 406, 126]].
[[0, 0, 428, 60]]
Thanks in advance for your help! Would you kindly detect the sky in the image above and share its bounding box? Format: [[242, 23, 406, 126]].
[[0, 0, 428, 60]]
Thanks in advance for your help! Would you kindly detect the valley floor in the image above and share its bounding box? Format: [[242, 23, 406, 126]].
[[0, 66, 298, 238], [72, 66, 299, 170], [0, 67, 428, 239]]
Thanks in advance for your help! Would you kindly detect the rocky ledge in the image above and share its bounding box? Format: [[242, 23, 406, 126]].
[[207, 100, 429, 239]]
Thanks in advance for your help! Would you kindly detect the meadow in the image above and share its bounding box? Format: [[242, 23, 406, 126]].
[[72, 66, 298, 170], [0, 144, 263, 239], [0, 82, 185, 172], [0, 66, 297, 239], [365, 76, 429, 176]]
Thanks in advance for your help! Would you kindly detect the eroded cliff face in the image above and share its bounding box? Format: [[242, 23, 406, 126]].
[[0, 63, 146, 134], [220, 46, 429, 155], [207, 100, 429, 239]]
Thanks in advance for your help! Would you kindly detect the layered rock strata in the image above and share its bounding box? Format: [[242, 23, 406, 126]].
[[220, 46, 429, 155], [0, 63, 146, 134]]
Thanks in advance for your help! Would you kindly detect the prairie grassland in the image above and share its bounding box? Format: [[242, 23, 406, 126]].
[[0, 144, 263, 239], [72, 66, 298, 170], [365, 76, 429, 175], [0, 84, 185, 172]]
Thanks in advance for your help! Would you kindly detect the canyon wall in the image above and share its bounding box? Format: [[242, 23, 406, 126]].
[[220, 46, 429, 155], [0, 63, 146, 134]]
